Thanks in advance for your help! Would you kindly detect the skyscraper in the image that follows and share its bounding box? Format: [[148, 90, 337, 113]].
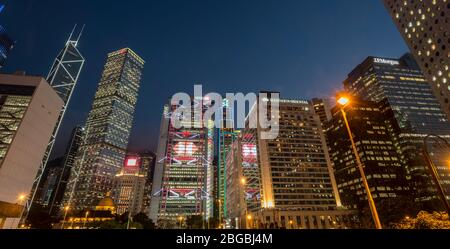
[[150, 98, 215, 225], [63, 48, 144, 211], [310, 98, 332, 132], [48, 126, 84, 215], [344, 54, 450, 135], [27, 26, 85, 216], [343, 54, 450, 208], [225, 94, 357, 229], [0, 73, 63, 228], [217, 98, 240, 222], [326, 98, 410, 214], [0, 25, 14, 70], [383, 0, 450, 119], [36, 159, 63, 207], [0, 5, 14, 70], [225, 130, 262, 229], [139, 151, 156, 214]]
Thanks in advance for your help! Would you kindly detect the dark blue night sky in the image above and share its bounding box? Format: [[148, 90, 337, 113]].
[[1, 0, 408, 156]]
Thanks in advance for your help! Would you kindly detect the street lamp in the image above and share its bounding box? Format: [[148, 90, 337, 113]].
[[61, 206, 70, 229], [240, 177, 250, 229], [12, 194, 27, 229], [178, 216, 183, 228], [423, 134, 450, 218], [246, 214, 252, 229], [83, 211, 89, 229], [218, 199, 223, 229], [337, 95, 382, 229]]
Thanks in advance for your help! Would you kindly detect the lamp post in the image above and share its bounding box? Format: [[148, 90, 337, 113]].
[[11, 194, 27, 229], [337, 96, 382, 229], [240, 177, 252, 229], [246, 214, 252, 229], [423, 134, 450, 218], [61, 206, 70, 229], [178, 216, 183, 228], [83, 211, 89, 229], [218, 199, 223, 229]]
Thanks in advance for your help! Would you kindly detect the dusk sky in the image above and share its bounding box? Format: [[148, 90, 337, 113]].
[[1, 0, 409, 157]]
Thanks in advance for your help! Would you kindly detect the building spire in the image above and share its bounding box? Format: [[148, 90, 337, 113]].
[[75, 24, 85, 44], [66, 24, 77, 45], [66, 24, 85, 47]]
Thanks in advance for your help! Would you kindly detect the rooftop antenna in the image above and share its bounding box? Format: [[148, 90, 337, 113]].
[[75, 24, 85, 45], [66, 24, 85, 47], [66, 24, 77, 45]]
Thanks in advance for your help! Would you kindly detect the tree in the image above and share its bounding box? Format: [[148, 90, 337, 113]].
[[393, 211, 450, 229], [27, 204, 57, 229], [186, 215, 204, 229], [157, 219, 177, 229], [360, 196, 421, 228], [208, 216, 220, 229], [116, 212, 131, 223], [94, 220, 124, 229], [91, 220, 143, 229], [133, 213, 155, 229]]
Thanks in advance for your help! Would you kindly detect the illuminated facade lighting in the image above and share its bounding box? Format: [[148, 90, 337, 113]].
[[217, 98, 239, 220], [112, 155, 147, 215], [0, 25, 14, 69], [226, 94, 348, 229], [150, 99, 215, 223], [327, 98, 410, 211], [62, 48, 144, 211], [343, 54, 450, 205], [384, 0, 450, 120]]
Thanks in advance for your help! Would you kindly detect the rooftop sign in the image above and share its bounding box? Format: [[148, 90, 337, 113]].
[[373, 58, 400, 66]]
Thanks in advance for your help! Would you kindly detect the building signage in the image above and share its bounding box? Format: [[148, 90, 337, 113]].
[[373, 58, 400, 66]]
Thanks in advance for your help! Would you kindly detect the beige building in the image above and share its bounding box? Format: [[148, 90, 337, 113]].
[[0, 73, 63, 229], [113, 161, 146, 216], [225, 95, 358, 229], [251, 209, 359, 229], [383, 0, 450, 119]]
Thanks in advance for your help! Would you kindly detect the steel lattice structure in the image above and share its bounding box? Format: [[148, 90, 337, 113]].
[[152, 99, 215, 224], [20, 25, 85, 224]]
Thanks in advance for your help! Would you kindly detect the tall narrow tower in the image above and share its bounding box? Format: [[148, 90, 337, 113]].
[[24, 25, 85, 218], [63, 48, 144, 211], [217, 98, 239, 220]]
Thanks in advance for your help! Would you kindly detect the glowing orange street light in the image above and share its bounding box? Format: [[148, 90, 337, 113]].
[[240, 178, 246, 185], [247, 215, 252, 220], [18, 194, 26, 202], [61, 206, 70, 229], [337, 96, 350, 106], [178, 216, 184, 228]]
